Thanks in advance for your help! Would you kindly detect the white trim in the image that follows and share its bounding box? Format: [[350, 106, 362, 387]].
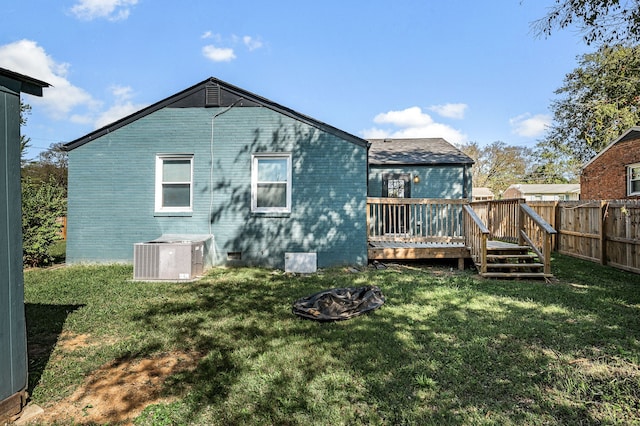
[[627, 162, 640, 196], [251, 153, 292, 213], [155, 154, 194, 213]]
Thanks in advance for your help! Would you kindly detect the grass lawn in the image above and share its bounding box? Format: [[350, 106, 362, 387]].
[[24, 254, 640, 425]]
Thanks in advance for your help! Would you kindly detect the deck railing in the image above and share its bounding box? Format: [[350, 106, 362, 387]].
[[520, 203, 557, 275], [462, 204, 489, 274], [367, 197, 556, 276], [471, 198, 523, 243], [367, 197, 466, 243]]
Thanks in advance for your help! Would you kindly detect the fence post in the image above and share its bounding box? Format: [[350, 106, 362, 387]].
[[553, 201, 562, 251], [600, 201, 607, 266]]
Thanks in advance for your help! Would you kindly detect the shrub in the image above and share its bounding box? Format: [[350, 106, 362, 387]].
[[22, 177, 66, 267]]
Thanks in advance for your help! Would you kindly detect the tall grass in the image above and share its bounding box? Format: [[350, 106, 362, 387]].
[[24, 255, 640, 425]]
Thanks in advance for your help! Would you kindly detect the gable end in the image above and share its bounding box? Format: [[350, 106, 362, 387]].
[[63, 77, 368, 151]]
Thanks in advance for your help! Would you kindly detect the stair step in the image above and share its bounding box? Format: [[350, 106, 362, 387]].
[[481, 272, 552, 279], [486, 263, 544, 269], [487, 254, 538, 260], [487, 246, 530, 252]]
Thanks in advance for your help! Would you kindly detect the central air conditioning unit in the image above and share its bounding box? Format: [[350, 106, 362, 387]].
[[133, 236, 206, 281]]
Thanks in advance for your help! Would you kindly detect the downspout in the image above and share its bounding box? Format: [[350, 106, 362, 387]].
[[365, 141, 371, 197], [208, 98, 244, 265]]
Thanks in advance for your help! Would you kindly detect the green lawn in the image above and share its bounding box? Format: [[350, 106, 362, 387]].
[[24, 255, 640, 425]]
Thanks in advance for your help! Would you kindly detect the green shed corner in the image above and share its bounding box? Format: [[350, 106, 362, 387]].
[[0, 68, 49, 423]]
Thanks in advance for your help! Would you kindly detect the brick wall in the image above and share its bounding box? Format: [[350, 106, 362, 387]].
[[581, 136, 640, 199], [67, 107, 369, 268]]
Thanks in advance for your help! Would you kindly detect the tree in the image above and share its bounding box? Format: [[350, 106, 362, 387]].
[[525, 144, 580, 184], [19, 117, 68, 267], [20, 101, 32, 166], [22, 142, 68, 192], [535, 0, 640, 45], [539, 44, 640, 165], [21, 177, 66, 267], [458, 141, 533, 196]]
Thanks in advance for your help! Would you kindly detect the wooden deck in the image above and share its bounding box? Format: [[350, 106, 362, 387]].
[[368, 240, 469, 270], [367, 198, 557, 279]]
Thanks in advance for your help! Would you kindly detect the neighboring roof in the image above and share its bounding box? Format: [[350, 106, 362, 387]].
[[367, 138, 474, 165], [0, 67, 50, 97], [582, 126, 640, 170], [472, 187, 495, 197], [506, 184, 581, 194], [64, 77, 369, 151]]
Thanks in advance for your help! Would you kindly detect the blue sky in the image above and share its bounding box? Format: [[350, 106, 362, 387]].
[[1, 0, 589, 158]]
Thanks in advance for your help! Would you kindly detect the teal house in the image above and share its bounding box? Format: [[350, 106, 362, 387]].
[[367, 138, 473, 199], [64, 78, 369, 270]]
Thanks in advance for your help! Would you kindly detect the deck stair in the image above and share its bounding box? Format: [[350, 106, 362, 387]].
[[480, 241, 551, 279]]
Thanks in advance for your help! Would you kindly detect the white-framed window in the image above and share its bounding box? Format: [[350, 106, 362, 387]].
[[387, 179, 405, 198], [155, 154, 194, 212], [251, 153, 292, 213], [628, 163, 640, 196]]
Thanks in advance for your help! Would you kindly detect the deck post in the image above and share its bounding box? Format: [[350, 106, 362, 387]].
[[544, 233, 552, 275], [518, 200, 525, 246], [480, 233, 488, 274]]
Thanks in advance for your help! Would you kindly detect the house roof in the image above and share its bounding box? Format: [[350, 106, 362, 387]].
[[63, 77, 369, 151], [506, 184, 581, 194], [472, 187, 495, 197], [582, 126, 640, 170], [0, 67, 50, 97], [367, 138, 474, 165]]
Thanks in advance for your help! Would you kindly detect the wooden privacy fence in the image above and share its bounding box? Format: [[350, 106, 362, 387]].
[[529, 200, 640, 274], [367, 197, 466, 243], [56, 216, 67, 240]]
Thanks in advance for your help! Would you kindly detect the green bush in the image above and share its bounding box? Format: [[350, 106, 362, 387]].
[[22, 177, 66, 267]]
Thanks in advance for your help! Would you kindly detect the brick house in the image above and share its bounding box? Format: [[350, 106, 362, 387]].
[[581, 127, 640, 199], [63, 77, 370, 270]]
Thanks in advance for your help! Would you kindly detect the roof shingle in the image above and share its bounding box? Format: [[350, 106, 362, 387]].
[[368, 138, 473, 165]]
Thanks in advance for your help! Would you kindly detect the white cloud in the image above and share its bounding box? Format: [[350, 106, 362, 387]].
[[429, 103, 468, 119], [94, 85, 147, 128], [362, 106, 467, 144], [373, 106, 434, 127], [0, 39, 147, 130], [94, 101, 142, 128], [70, 0, 138, 21], [243, 36, 263, 51], [200, 34, 262, 62], [0, 39, 99, 120], [202, 44, 236, 62], [510, 113, 551, 137]]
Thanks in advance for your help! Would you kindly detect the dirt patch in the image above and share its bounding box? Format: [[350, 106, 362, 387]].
[[34, 351, 201, 425], [57, 332, 92, 352]]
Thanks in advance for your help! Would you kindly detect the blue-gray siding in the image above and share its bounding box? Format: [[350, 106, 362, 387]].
[[0, 84, 27, 403], [67, 107, 368, 268], [368, 164, 472, 199]]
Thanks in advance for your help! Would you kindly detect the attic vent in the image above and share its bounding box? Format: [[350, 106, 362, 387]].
[[205, 83, 221, 106]]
